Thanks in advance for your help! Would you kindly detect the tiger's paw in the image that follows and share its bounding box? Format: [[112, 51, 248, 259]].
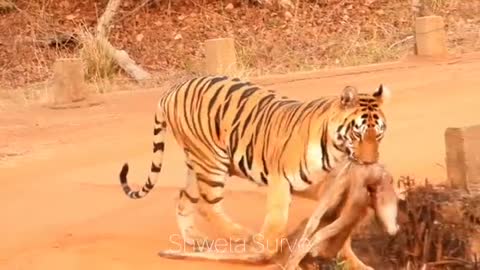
[[219, 224, 255, 244]]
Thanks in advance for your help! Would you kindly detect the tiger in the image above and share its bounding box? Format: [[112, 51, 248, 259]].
[[118, 75, 390, 260]]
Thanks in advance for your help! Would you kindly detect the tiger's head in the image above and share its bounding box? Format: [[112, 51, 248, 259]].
[[332, 84, 390, 164]]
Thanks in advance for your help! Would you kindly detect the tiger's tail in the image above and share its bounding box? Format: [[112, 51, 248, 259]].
[[119, 108, 167, 199]]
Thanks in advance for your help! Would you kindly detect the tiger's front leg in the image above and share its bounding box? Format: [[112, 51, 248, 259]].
[[252, 179, 292, 258]]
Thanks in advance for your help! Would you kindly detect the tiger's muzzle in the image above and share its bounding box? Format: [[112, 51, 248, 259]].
[[352, 128, 380, 164]]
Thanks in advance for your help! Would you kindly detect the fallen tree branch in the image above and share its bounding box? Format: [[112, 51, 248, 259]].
[[96, 0, 121, 37], [388, 35, 414, 50], [86, 0, 151, 82]]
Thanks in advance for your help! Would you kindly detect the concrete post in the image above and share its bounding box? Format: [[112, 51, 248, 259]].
[[445, 125, 480, 193], [51, 58, 87, 105], [47, 57, 102, 109], [415, 15, 448, 57]]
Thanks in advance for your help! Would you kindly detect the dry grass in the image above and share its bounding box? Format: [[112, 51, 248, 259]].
[[172, 0, 416, 77], [0, 0, 15, 12], [1, 0, 480, 100], [78, 26, 118, 83]]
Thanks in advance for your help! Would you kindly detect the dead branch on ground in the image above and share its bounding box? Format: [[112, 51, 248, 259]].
[[83, 0, 151, 82]]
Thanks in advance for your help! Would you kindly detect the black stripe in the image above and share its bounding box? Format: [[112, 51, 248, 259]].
[[237, 87, 259, 106], [320, 121, 331, 172], [283, 103, 303, 128], [197, 175, 225, 188], [238, 156, 248, 177], [195, 77, 212, 110], [191, 92, 217, 154], [208, 85, 226, 139], [252, 94, 276, 122], [260, 102, 284, 177], [316, 99, 334, 115], [260, 172, 268, 185], [190, 77, 208, 113], [282, 170, 293, 188], [336, 124, 344, 133], [145, 177, 154, 189], [262, 102, 282, 129], [214, 107, 222, 138], [303, 114, 313, 175], [245, 140, 254, 170], [277, 104, 316, 161], [221, 96, 232, 119], [299, 164, 312, 185], [209, 76, 228, 87], [153, 142, 165, 152], [240, 111, 254, 138], [182, 78, 194, 130], [154, 127, 162, 135], [229, 125, 240, 156], [207, 86, 223, 113], [193, 81, 225, 158], [119, 163, 129, 185], [251, 97, 278, 151], [174, 79, 194, 117], [333, 143, 344, 152], [262, 153, 269, 176], [180, 189, 199, 203], [187, 78, 209, 142], [151, 162, 162, 173], [278, 100, 297, 106], [246, 175, 257, 184], [200, 193, 223, 204], [189, 159, 226, 176], [226, 82, 251, 98], [231, 102, 247, 124]]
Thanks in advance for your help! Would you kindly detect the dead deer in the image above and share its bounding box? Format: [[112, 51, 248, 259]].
[[158, 160, 399, 270], [281, 160, 399, 270]]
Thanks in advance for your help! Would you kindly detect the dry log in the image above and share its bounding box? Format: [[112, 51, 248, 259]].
[[88, 0, 151, 82], [96, 0, 121, 37]]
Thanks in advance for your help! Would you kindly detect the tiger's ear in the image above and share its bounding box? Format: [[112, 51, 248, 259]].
[[340, 86, 358, 108], [372, 84, 391, 105]]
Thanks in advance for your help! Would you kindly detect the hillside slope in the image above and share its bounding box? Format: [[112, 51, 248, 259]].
[[0, 0, 479, 89]]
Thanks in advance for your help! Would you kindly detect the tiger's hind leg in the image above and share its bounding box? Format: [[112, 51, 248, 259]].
[[194, 169, 254, 243], [175, 162, 212, 247]]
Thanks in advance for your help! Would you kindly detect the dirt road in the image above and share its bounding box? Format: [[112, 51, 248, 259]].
[[2, 53, 480, 269]]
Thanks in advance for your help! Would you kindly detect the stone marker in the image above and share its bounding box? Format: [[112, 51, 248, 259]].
[[47, 57, 102, 109], [445, 125, 480, 193], [204, 38, 237, 75], [52, 58, 86, 104], [415, 15, 448, 57]]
